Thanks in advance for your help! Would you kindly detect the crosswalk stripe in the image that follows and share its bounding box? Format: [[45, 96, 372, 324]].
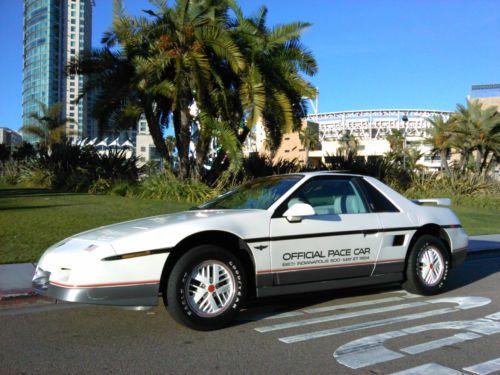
[[389, 363, 462, 375], [303, 296, 404, 314], [280, 307, 454, 343], [400, 332, 481, 355], [463, 357, 500, 375], [255, 301, 428, 333]]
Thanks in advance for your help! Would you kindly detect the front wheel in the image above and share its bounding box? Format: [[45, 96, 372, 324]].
[[165, 245, 246, 330], [402, 235, 450, 295]]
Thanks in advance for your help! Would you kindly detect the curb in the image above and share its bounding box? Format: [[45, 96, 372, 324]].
[[0, 288, 36, 301]]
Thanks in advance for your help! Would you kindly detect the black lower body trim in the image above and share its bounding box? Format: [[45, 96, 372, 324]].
[[274, 264, 374, 285], [372, 261, 405, 275], [256, 273, 403, 298]]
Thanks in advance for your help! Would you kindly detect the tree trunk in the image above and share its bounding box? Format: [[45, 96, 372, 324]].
[[142, 99, 171, 167], [173, 108, 192, 179], [475, 148, 483, 175], [195, 134, 210, 178], [480, 148, 491, 174], [440, 149, 450, 175]]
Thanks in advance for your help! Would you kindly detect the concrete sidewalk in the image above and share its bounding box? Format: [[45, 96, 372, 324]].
[[1, 234, 500, 301]]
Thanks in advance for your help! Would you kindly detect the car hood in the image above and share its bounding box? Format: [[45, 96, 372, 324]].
[[70, 209, 271, 255]]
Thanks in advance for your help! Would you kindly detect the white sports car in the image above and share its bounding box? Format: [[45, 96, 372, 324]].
[[33, 172, 468, 330]]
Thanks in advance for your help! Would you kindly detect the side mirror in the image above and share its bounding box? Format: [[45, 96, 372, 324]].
[[283, 203, 315, 223]]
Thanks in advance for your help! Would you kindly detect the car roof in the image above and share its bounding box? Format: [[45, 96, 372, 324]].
[[284, 171, 365, 178]]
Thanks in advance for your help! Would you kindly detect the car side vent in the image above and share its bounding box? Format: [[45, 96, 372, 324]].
[[393, 235, 405, 246]]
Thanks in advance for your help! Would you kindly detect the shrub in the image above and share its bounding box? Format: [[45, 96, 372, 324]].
[[19, 163, 54, 188], [110, 180, 137, 197], [138, 171, 216, 203], [88, 178, 113, 195], [0, 161, 22, 185]]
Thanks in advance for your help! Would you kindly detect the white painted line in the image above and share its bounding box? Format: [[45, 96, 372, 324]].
[[333, 331, 407, 369], [256, 301, 427, 333], [333, 314, 500, 369], [389, 363, 462, 375], [463, 357, 500, 375], [263, 311, 305, 320], [303, 296, 404, 314], [484, 311, 500, 321], [281, 297, 491, 344], [281, 307, 454, 344], [400, 332, 481, 355]]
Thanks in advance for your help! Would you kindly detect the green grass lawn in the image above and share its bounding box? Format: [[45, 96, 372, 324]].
[[0, 186, 499, 264], [451, 205, 500, 236], [0, 186, 190, 264]]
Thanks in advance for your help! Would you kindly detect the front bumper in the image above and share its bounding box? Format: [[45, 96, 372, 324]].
[[32, 267, 160, 306]]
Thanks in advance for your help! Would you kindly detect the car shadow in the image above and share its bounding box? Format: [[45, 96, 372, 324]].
[[235, 254, 500, 325], [468, 238, 500, 252], [237, 283, 402, 323], [446, 253, 500, 291]]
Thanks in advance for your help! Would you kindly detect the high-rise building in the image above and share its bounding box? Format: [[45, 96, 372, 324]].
[[22, 0, 94, 144], [470, 84, 500, 111]]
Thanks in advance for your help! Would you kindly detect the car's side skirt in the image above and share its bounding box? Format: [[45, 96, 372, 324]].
[[255, 273, 403, 298], [273, 264, 375, 285]]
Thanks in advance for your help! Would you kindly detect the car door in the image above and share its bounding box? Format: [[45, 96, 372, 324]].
[[269, 176, 384, 285]]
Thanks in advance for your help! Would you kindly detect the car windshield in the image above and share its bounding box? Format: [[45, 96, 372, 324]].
[[198, 175, 303, 210]]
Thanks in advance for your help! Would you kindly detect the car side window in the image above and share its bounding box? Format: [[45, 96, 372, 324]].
[[287, 178, 368, 215], [359, 179, 400, 213]]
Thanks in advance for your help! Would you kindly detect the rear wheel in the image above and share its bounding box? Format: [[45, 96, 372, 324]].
[[165, 245, 246, 330], [402, 235, 450, 295]]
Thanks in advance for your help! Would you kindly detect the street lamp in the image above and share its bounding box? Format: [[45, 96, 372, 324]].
[[402, 114, 408, 169]]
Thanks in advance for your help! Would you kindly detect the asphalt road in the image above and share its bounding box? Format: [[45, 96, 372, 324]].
[[1, 254, 500, 375]]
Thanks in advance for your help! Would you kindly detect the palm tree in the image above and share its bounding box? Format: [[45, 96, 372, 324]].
[[426, 115, 453, 174], [134, 0, 245, 178], [406, 148, 425, 174], [72, 0, 317, 180], [338, 131, 358, 160], [384, 129, 406, 165], [20, 101, 71, 148], [230, 3, 318, 152], [451, 99, 500, 174], [299, 126, 318, 167]]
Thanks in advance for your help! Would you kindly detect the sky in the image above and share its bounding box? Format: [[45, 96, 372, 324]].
[[1, 0, 499, 132]]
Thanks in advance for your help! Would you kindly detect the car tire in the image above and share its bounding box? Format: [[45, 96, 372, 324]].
[[402, 235, 450, 295], [165, 245, 246, 330]]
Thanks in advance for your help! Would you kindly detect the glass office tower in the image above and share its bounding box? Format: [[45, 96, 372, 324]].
[[22, 0, 94, 143]]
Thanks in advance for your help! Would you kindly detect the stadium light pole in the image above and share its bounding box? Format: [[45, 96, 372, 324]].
[[402, 114, 408, 169]]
